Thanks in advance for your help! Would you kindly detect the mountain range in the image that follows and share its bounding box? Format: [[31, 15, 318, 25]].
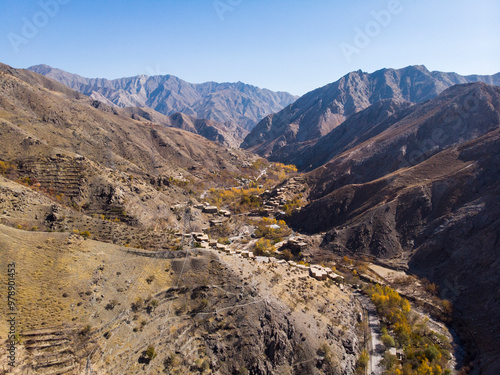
[[242, 65, 500, 168], [27, 64, 298, 132]]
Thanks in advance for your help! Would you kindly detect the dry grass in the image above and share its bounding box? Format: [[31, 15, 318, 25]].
[[0, 224, 173, 337]]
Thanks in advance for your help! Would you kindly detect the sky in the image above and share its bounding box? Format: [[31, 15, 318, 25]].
[[0, 0, 499, 96]]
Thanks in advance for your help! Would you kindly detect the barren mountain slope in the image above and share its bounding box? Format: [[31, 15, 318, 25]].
[[288, 83, 500, 375], [242, 65, 500, 161], [0, 63, 262, 230], [272, 98, 413, 170], [0, 221, 363, 375], [1, 63, 255, 175], [119, 107, 248, 147]]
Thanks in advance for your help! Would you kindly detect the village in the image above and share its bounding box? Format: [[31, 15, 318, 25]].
[[175, 200, 346, 285]]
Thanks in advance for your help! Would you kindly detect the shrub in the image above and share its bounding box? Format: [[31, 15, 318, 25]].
[[253, 217, 292, 241], [317, 342, 338, 369], [281, 249, 293, 261], [131, 298, 144, 312], [105, 300, 118, 310], [270, 273, 282, 285], [253, 238, 275, 256], [342, 256, 353, 266], [13, 333, 22, 344], [163, 352, 182, 369], [355, 350, 369, 373], [380, 351, 398, 370], [424, 345, 441, 362], [218, 237, 230, 245], [198, 299, 208, 311], [283, 197, 303, 216], [200, 360, 210, 372], [145, 345, 157, 362], [439, 299, 453, 321], [317, 342, 330, 357], [382, 333, 396, 348], [423, 278, 439, 296], [238, 193, 261, 211], [80, 325, 92, 336], [0, 161, 8, 175]]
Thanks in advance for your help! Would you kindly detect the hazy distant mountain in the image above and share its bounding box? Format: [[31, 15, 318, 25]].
[[242, 65, 500, 162], [27, 64, 298, 131], [118, 106, 248, 148]]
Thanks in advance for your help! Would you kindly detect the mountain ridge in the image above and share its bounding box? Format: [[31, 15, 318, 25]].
[[242, 65, 500, 164], [116, 106, 249, 148], [27, 64, 298, 131]]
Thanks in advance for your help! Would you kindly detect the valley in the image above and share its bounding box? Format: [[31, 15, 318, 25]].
[[0, 62, 499, 375]]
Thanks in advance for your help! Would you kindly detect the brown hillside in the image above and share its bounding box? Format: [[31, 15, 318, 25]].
[[289, 83, 500, 374]]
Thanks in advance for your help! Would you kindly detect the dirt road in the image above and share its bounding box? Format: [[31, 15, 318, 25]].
[[357, 292, 384, 375]]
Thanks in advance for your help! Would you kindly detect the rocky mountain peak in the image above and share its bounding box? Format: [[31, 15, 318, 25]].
[[242, 65, 500, 163]]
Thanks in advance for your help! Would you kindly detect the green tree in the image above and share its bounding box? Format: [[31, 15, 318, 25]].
[[382, 333, 396, 348]]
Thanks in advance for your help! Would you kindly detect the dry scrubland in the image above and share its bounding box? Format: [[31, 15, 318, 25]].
[[0, 223, 364, 374]]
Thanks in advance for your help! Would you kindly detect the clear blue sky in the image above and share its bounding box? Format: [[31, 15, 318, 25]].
[[0, 0, 498, 95]]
